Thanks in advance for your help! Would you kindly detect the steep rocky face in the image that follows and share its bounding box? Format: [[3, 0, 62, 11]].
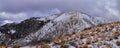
[[10, 17, 50, 39], [0, 17, 50, 46], [0, 11, 109, 46]]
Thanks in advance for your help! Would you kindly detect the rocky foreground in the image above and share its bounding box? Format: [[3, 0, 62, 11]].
[[1, 22, 119, 48], [17, 22, 120, 48]]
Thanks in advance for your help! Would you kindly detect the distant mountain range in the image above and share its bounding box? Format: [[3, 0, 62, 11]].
[[0, 19, 13, 27], [0, 11, 113, 46]]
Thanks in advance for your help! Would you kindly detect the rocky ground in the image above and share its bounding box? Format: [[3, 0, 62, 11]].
[[17, 22, 120, 48]]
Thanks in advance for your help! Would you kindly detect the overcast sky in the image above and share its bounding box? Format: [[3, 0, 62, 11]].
[[0, 0, 120, 22]]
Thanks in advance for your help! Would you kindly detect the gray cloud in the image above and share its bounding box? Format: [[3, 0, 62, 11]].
[[0, 0, 120, 22], [90, 0, 120, 19], [0, 0, 63, 12], [0, 8, 61, 22]]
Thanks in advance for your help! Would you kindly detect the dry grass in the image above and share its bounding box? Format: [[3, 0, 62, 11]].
[[3, 22, 120, 48]]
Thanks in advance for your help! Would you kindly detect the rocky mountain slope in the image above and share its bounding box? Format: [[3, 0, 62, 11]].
[[0, 11, 109, 47], [31, 22, 120, 48]]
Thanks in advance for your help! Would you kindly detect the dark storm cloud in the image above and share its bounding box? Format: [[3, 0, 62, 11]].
[[0, 0, 120, 22]]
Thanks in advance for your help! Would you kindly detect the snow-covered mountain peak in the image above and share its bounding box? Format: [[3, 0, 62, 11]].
[[0, 11, 110, 47]]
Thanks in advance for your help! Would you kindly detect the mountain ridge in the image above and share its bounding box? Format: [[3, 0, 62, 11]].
[[0, 11, 110, 46]]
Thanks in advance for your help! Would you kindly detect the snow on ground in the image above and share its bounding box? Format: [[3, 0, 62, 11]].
[[20, 46, 36, 48], [10, 30, 16, 34], [30, 22, 120, 48], [18, 22, 120, 48]]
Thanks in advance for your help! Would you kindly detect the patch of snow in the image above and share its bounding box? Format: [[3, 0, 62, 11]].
[[69, 45, 76, 48], [109, 39, 119, 48], [36, 18, 46, 21], [25, 39, 31, 43], [112, 28, 116, 32], [48, 15, 58, 20], [88, 45, 94, 48], [10, 30, 16, 34], [54, 13, 70, 22], [99, 45, 108, 48], [82, 38, 87, 43], [20, 46, 36, 48]]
